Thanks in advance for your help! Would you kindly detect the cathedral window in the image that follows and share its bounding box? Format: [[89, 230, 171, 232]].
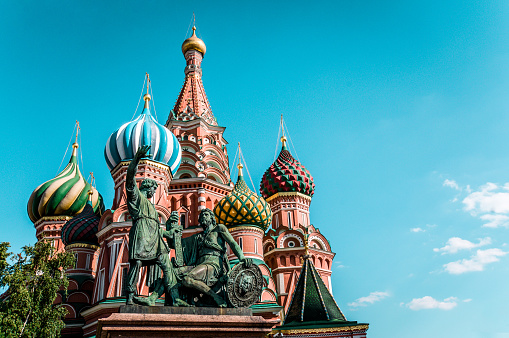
[[85, 254, 91, 270], [120, 266, 128, 297], [287, 212, 293, 228], [180, 214, 187, 228], [239, 237, 243, 250], [254, 239, 258, 254]]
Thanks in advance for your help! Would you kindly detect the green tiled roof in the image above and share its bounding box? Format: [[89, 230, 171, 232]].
[[283, 256, 346, 325]]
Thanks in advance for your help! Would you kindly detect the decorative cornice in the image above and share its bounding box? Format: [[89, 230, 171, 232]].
[[170, 176, 233, 191], [168, 118, 226, 133], [276, 324, 369, 334], [96, 221, 132, 239], [34, 216, 72, 226], [266, 192, 312, 203], [228, 226, 265, 234], [65, 243, 100, 251], [110, 159, 171, 177]]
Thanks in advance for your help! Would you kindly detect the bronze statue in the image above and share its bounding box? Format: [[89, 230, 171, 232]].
[[125, 145, 177, 305], [124, 147, 260, 307], [133, 211, 190, 307], [134, 209, 255, 307], [181, 208, 252, 307]]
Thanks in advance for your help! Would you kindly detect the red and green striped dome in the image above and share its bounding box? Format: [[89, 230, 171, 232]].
[[214, 165, 272, 231], [260, 142, 315, 199], [61, 199, 100, 247]]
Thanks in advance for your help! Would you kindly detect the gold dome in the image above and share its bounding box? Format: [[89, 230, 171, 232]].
[[182, 26, 206, 56]]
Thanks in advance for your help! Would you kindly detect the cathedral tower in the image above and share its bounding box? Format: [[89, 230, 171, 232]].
[[166, 27, 232, 231], [261, 133, 335, 313]]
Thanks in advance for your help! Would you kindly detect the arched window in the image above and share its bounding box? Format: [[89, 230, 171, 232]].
[[275, 214, 279, 228], [239, 238, 243, 250], [254, 239, 258, 254], [180, 214, 186, 228], [287, 212, 292, 228]]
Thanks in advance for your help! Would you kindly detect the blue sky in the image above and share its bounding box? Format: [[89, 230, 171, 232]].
[[2, 1, 509, 337]]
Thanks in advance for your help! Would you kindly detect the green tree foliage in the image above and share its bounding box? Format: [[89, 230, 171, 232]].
[[0, 241, 75, 338]]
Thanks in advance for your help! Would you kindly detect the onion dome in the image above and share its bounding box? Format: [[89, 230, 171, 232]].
[[104, 93, 182, 174], [182, 26, 206, 56], [61, 191, 100, 247], [214, 163, 272, 231], [260, 136, 315, 199], [27, 144, 104, 223]]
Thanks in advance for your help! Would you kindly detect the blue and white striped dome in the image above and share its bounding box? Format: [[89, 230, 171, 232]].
[[104, 97, 182, 175]]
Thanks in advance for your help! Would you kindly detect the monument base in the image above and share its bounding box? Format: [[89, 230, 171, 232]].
[[96, 305, 279, 338]]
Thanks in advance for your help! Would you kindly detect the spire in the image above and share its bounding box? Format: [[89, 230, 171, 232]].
[[143, 73, 151, 110], [284, 256, 347, 325], [70, 121, 80, 164], [167, 26, 217, 127], [87, 172, 95, 205], [281, 135, 288, 151], [237, 162, 244, 179]]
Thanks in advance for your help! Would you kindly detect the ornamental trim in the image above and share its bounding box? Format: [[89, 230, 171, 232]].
[[228, 226, 264, 234], [279, 233, 304, 247], [266, 192, 312, 203], [309, 236, 329, 251], [65, 243, 100, 250], [276, 324, 370, 334]]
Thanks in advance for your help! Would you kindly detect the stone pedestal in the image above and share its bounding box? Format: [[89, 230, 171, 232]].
[[96, 305, 279, 338]]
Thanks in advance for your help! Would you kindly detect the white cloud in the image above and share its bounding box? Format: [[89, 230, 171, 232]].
[[348, 291, 390, 307], [480, 214, 509, 228], [443, 179, 460, 190], [463, 183, 509, 215], [411, 227, 425, 233], [444, 180, 509, 228], [433, 237, 491, 254], [406, 296, 458, 310], [444, 248, 507, 274], [335, 261, 345, 268], [463, 299, 472, 303]]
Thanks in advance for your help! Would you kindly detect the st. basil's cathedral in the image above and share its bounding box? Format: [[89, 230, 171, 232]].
[[26, 27, 369, 337]]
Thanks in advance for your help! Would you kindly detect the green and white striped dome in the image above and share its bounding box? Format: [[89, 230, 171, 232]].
[[27, 143, 104, 223]]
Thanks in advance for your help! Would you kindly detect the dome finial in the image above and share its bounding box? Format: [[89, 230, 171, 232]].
[[237, 162, 244, 177], [143, 73, 151, 109], [71, 120, 81, 159], [280, 115, 288, 150], [88, 172, 95, 203], [72, 120, 80, 156], [281, 135, 288, 150], [182, 25, 206, 56], [237, 142, 243, 177]]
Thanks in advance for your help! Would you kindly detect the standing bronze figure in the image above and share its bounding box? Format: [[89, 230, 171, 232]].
[[125, 145, 176, 305]]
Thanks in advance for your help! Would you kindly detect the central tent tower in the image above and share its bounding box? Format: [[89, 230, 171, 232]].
[[165, 27, 232, 232]]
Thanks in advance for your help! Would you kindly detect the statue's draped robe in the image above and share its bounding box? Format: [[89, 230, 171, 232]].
[[126, 184, 169, 261], [186, 225, 231, 287]]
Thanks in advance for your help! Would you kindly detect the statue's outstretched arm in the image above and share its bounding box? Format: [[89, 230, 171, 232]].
[[218, 224, 252, 267], [126, 145, 151, 191]]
